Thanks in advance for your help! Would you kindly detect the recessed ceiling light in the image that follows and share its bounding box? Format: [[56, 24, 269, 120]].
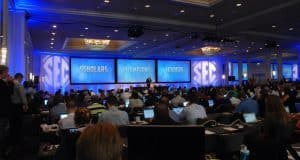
[[52, 25, 57, 28], [246, 50, 249, 52], [165, 33, 169, 37], [234, 45, 238, 48], [0, 35, 3, 38], [145, 4, 151, 8], [104, 0, 110, 3], [114, 29, 119, 32], [50, 42, 54, 45], [51, 38, 55, 41], [248, 46, 251, 49], [260, 48, 263, 50], [135, 46, 139, 49], [143, 43, 147, 45], [130, 37, 135, 40], [236, 3, 242, 7], [236, 40, 240, 43], [289, 27, 294, 31], [277, 44, 280, 47], [50, 47, 53, 49], [180, 9, 185, 13], [209, 14, 215, 18], [80, 34, 84, 37], [106, 35, 111, 38], [84, 27, 89, 30], [272, 25, 277, 28], [153, 39, 157, 42], [51, 32, 56, 35]]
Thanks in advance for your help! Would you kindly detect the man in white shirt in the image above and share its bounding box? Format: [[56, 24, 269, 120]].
[[180, 93, 207, 124], [171, 91, 186, 107], [58, 100, 77, 129], [98, 96, 129, 125]]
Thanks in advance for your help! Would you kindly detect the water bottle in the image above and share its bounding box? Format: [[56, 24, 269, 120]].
[[240, 144, 250, 160]]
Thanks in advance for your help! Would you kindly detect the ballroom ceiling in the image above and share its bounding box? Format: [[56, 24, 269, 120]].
[[11, 0, 300, 59]]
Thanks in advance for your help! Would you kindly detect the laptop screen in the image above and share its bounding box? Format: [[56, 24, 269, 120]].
[[172, 107, 183, 115], [183, 101, 188, 107], [208, 100, 214, 107], [243, 113, 257, 123], [144, 108, 154, 119], [60, 114, 68, 120], [285, 106, 290, 113]]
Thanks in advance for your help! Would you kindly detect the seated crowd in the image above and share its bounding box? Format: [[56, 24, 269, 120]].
[[9, 80, 300, 159]]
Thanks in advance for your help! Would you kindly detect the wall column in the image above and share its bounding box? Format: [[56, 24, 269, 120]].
[[0, 0, 8, 65], [7, 10, 26, 75]]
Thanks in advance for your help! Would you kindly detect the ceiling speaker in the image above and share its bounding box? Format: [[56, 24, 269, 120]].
[[128, 25, 144, 38]]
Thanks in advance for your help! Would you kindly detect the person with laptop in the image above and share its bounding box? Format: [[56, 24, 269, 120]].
[[58, 99, 77, 129], [87, 95, 107, 115], [151, 103, 177, 125], [235, 92, 259, 115], [98, 96, 129, 126], [54, 108, 92, 160], [170, 91, 186, 107], [179, 93, 207, 124]]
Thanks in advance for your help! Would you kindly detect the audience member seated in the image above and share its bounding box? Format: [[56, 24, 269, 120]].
[[235, 92, 259, 115], [128, 91, 144, 109], [151, 103, 177, 125], [76, 123, 123, 160], [227, 91, 241, 107], [87, 95, 107, 115], [54, 108, 92, 160], [120, 88, 131, 103], [179, 93, 207, 124], [98, 96, 129, 125], [170, 91, 186, 107], [213, 92, 234, 113], [49, 95, 67, 123], [58, 100, 77, 129], [245, 95, 295, 160]]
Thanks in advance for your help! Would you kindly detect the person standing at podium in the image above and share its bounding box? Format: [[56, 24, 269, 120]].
[[146, 77, 152, 89]]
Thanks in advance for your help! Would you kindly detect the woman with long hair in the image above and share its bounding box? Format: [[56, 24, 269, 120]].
[[76, 123, 123, 160]]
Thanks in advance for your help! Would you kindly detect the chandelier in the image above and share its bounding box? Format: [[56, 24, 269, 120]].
[[84, 38, 111, 49], [201, 46, 221, 55]]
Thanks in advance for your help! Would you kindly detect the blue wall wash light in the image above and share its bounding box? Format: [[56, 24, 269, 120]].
[[157, 60, 190, 82]]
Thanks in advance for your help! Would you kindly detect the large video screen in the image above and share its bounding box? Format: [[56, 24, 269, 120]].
[[117, 59, 155, 83], [283, 64, 293, 79], [157, 60, 190, 82], [70, 58, 115, 84]]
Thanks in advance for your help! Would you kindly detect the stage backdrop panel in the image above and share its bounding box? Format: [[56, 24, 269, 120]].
[[70, 58, 115, 84], [117, 59, 156, 83], [157, 60, 190, 82], [191, 60, 222, 86]]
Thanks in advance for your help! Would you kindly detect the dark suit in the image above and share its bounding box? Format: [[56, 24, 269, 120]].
[[0, 79, 13, 155], [0, 79, 13, 117], [146, 78, 152, 88]]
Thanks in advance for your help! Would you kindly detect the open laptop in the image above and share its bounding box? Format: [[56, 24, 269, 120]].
[[243, 113, 258, 123], [285, 106, 290, 113], [208, 100, 214, 107], [144, 108, 154, 119], [172, 107, 183, 115], [183, 101, 188, 107], [60, 113, 68, 120]]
